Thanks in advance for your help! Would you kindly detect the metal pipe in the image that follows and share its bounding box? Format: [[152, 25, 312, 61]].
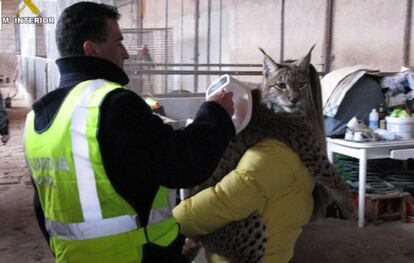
[[132, 68, 325, 76], [404, 0, 412, 66], [279, 0, 285, 63], [134, 69, 263, 75], [180, 0, 184, 91], [164, 0, 169, 93], [123, 28, 173, 32], [219, 0, 223, 71], [194, 0, 200, 92], [207, 0, 212, 85], [207, 0, 211, 66], [322, 0, 334, 74], [126, 62, 263, 67], [138, 0, 143, 46]]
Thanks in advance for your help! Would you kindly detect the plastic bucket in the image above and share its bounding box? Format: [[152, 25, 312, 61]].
[[386, 116, 414, 140]]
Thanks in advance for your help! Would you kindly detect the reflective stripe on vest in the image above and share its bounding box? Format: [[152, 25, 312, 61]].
[[45, 205, 175, 240], [148, 206, 172, 225], [148, 188, 176, 225], [71, 79, 108, 221], [46, 215, 140, 240], [145, 187, 179, 246]]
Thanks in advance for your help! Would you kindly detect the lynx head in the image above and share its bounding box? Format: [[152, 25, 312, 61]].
[[259, 45, 315, 113]]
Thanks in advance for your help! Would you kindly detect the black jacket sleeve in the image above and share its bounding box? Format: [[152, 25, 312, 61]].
[[98, 89, 234, 263], [98, 89, 234, 223]]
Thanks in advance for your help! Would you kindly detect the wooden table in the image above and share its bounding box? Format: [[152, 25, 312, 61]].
[[326, 138, 414, 227]]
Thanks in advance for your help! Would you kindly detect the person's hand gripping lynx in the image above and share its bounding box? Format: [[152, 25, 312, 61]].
[[206, 75, 253, 134]]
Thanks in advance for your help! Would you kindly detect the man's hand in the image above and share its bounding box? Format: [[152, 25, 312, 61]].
[[181, 238, 201, 261], [207, 90, 235, 116]]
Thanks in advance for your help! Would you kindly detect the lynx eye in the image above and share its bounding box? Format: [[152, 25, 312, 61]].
[[274, 83, 286, 90], [299, 82, 308, 90]]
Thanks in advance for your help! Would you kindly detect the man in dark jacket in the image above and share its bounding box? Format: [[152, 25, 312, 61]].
[[27, 2, 234, 262]]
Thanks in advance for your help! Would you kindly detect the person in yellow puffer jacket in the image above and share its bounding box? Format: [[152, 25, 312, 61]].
[[173, 138, 315, 263]]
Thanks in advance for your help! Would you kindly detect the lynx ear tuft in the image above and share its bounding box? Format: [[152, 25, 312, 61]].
[[259, 47, 281, 78], [258, 47, 267, 56], [296, 44, 315, 69]]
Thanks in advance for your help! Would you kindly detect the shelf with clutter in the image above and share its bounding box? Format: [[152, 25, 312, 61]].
[[322, 65, 414, 227]]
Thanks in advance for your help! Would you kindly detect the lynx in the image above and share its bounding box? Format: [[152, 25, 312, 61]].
[[186, 46, 356, 263]]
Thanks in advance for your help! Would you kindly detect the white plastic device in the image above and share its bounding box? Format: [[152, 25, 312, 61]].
[[206, 74, 253, 134]]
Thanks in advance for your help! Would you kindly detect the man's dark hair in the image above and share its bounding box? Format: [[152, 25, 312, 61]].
[[56, 2, 120, 56]]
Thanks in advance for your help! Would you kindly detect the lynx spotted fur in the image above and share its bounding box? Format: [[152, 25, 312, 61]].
[[187, 46, 357, 263]]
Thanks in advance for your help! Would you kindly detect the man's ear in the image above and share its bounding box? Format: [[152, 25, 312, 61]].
[[83, 40, 97, 56]]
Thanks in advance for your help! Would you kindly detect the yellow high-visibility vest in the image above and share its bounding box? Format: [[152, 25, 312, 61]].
[[25, 79, 179, 263]]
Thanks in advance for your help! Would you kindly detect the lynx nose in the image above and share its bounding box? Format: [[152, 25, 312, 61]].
[[289, 96, 300, 105]]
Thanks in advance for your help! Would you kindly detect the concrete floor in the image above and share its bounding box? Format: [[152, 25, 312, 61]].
[[292, 218, 414, 263], [191, 218, 414, 263], [1, 107, 414, 263], [0, 107, 54, 263]]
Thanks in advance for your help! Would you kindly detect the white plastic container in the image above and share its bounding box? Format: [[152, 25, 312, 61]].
[[385, 116, 414, 140], [206, 75, 252, 134]]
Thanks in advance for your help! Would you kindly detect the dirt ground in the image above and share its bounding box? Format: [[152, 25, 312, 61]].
[[1, 107, 414, 263]]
